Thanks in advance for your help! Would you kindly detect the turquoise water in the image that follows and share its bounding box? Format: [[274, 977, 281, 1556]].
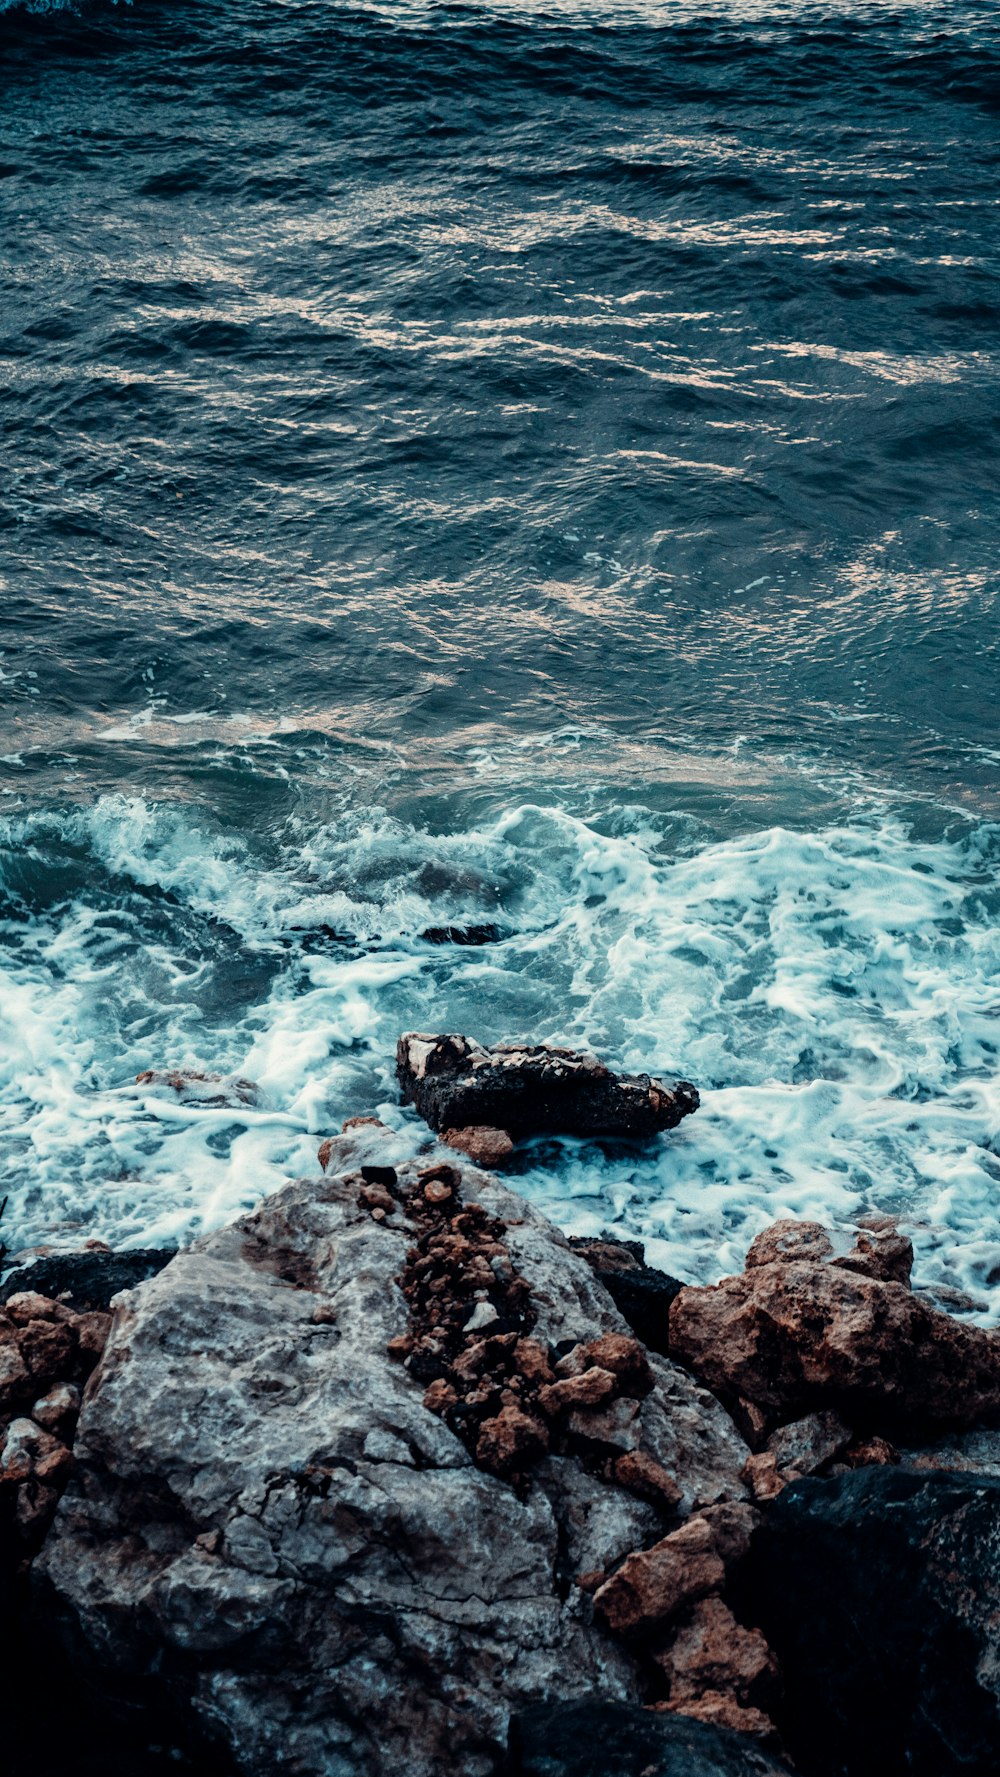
[[1, 0, 998, 1308]]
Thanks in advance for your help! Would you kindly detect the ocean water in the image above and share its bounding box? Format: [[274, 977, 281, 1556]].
[[1, 0, 998, 1314]]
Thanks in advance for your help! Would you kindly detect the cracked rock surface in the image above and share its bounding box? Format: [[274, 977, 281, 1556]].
[[37, 1128, 748, 1777]]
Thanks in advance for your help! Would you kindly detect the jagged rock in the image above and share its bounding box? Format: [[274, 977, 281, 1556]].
[[593, 1516, 727, 1635], [442, 1126, 516, 1168], [506, 1697, 797, 1775], [765, 1413, 851, 1477], [652, 1595, 778, 1727], [750, 1468, 1000, 1776], [38, 1129, 749, 1777], [570, 1235, 684, 1357], [669, 1219, 1000, 1436], [397, 1034, 699, 1139], [0, 1249, 173, 1312]]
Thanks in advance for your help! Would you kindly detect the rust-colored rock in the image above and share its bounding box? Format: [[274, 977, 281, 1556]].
[[442, 1126, 515, 1168], [557, 1332, 653, 1398], [593, 1516, 726, 1635], [613, 1450, 682, 1514], [670, 1218, 1000, 1435], [653, 1595, 779, 1731], [539, 1366, 618, 1416], [476, 1403, 550, 1474]]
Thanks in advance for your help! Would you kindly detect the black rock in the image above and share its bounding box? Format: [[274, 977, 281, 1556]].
[[0, 1248, 174, 1312], [505, 1698, 796, 1776], [419, 923, 511, 946], [397, 1034, 699, 1140], [748, 1467, 1000, 1776], [569, 1234, 683, 1357]]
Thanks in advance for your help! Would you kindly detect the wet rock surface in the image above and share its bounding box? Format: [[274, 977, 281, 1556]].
[[749, 1467, 1000, 1777], [669, 1218, 1000, 1438], [1, 1249, 173, 1312], [37, 1129, 749, 1777], [505, 1697, 796, 1776], [397, 1034, 699, 1140]]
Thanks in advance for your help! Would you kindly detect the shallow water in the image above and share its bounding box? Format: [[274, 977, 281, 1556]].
[[1, 0, 998, 1310]]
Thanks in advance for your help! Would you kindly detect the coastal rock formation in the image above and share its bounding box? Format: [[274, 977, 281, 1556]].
[[397, 1034, 699, 1140], [669, 1218, 1000, 1437], [751, 1468, 1000, 1775], [506, 1697, 796, 1776], [38, 1129, 749, 1777]]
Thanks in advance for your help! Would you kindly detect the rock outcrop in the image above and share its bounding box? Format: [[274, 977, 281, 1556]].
[[397, 1035, 699, 1140], [38, 1129, 749, 1777], [505, 1697, 796, 1775], [750, 1467, 1000, 1776], [669, 1219, 1000, 1439]]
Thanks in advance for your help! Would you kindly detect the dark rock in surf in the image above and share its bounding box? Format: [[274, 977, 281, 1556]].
[[749, 1467, 1000, 1776], [396, 1034, 699, 1140], [505, 1696, 796, 1776]]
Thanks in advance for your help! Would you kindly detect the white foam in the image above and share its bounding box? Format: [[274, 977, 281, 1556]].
[[1, 789, 998, 1316]]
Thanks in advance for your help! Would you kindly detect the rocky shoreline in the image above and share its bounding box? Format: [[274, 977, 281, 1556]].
[[4, 1038, 1000, 1774]]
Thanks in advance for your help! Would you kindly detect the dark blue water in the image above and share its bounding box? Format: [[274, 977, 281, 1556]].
[[1, 0, 998, 1308]]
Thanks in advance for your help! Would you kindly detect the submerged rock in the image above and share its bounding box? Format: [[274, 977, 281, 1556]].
[[505, 1697, 796, 1775], [751, 1467, 1000, 1776], [38, 1129, 748, 1777], [397, 1034, 699, 1140], [669, 1218, 1000, 1437]]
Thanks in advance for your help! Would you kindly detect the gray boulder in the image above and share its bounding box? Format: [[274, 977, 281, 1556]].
[[38, 1129, 747, 1777]]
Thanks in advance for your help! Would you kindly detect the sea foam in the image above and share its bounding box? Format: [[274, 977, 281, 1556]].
[[1, 789, 998, 1316]]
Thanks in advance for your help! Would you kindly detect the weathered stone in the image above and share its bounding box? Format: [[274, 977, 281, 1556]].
[[567, 1396, 643, 1452], [766, 1412, 851, 1476], [593, 1516, 726, 1634], [442, 1126, 516, 1168], [613, 1450, 682, 1515], [0, 1251, 173, 1313], [670, 1218, 1000, 1435], [654, 1595, 778, 1716], [31, 1382, 81, 1442], [1, 1417, 72, 1487], [750, 1468, 1000, 1776], [476, 1404, 550, 1473], [506, 1697, 797, 1776], [397, 1033, 699, 1139], [570, 1235, 684, 1358], [39, 1131, 749, 1777], [539, 1367, 618, 1416], [556, 1333, 652, 1397]]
